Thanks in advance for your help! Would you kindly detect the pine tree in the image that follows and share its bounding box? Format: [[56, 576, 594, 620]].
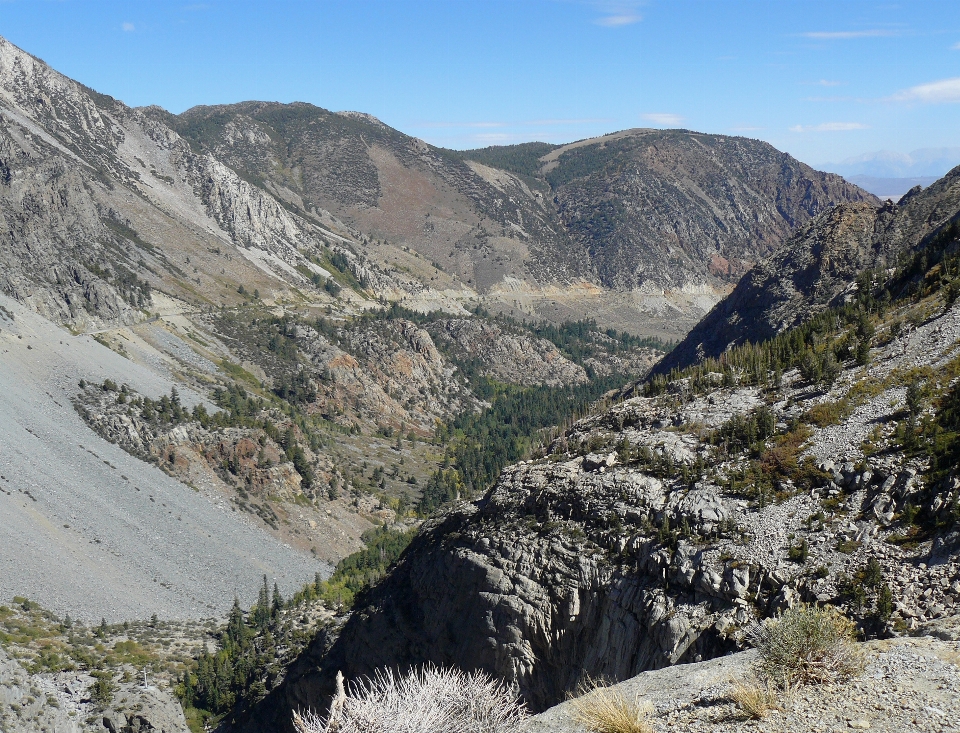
[[272, 582, 284, 617], [255, 575, 270, 631], [226, 598, 247, 651]]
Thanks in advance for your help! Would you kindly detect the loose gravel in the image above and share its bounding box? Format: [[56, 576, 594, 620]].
[[0, 294, 329, 623]]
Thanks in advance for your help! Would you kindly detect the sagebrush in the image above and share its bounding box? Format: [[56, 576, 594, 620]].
[[292, 666, 527, 733], [748, 604, 863, 686]]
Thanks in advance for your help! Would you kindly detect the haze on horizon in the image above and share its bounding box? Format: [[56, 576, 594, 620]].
[[1, 0, 959, 173]]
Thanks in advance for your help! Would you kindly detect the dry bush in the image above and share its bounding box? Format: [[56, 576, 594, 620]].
[[292, 666, 527, 733], [728, 678, 781, 720], [570, 680, 654, 733], [748, 604, 864, 687]]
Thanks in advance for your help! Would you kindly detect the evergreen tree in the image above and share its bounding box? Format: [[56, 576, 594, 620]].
[[255, 575, 270, 632], [271, 583, 284, 618]]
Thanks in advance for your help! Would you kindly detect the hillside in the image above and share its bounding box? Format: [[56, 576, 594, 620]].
[[168, 107, 875, 339], [527, 629, 960, 732], [0, 34, 665, 627], [657, 165, 960, 376], [531, 129, 877, 291], [238, 165, 960, 729], [0, 30, 939, 733]]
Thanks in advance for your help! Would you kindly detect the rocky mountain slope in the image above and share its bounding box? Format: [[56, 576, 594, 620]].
[[0, 645, 190, 733], [0, 33, 671, 627], [0, 293, 330, 622], [166, 106, 875, 337], [525, 129, 877, 291], [527, 629, 960, 732], [237, 167, 960, 731], [162, 102, 584, 292], [0, 35, 402, 333], [656, 166, 960, 376]]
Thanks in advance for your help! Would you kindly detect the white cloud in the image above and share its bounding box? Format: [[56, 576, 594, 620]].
[[803, 96, 857, 103], [790, 122, 868, 132], [817, 79, 843, 87], [526, 118, 613, 126], [642, 113, 683, 126], [122, 22, 135, 32], [415, 121, 505, 129], [801, 29, 896, 39], [471, 133, 515, 145], [952, 42, 960, 50], [889, 77, 960, 103], [595, 13, 641, 26]]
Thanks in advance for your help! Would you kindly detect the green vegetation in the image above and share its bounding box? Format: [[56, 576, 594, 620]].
[[303, 246, 367, 293], [83, 259, 152, 309], [299, 525, 416, 610], [928, 377, 960, 486], [787, 539, 809, 563], [420, 374, 628, 514], [526, 318, 675, 363], [0, 597, 207, 696], [179, 527, 414, 727], [456, 142, 559, 179], [542, 138, 626, 189], [748, 604, 863, 687], [837, 558, 894, 631], [179, 590, 286, 722]]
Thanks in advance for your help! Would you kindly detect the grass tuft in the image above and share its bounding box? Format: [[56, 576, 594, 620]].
[[571, 680, 654, 733], [729, 678, 781, 719]]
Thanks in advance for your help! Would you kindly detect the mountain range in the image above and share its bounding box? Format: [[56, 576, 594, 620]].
[[242, 146, 960, 732], [2, 30, 959, 733], [0, 34, 873, 342]]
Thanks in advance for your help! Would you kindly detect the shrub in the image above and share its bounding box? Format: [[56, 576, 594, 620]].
[[90, 672, 115, 709], [747, 604, 863, 686], [787, 539, 808, 563], [570, 680, 653, 733], [293, 667, 527, 733]]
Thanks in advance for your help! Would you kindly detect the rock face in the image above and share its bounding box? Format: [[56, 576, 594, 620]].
[[0, 35, 390, 331], [0, 647, 189, 733], [254, 347, 960, 726], [656, 166, 960, 375], [539, 129, 877, 291]]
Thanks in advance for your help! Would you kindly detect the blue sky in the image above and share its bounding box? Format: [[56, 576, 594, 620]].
[[2, 0, 959, 169]]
